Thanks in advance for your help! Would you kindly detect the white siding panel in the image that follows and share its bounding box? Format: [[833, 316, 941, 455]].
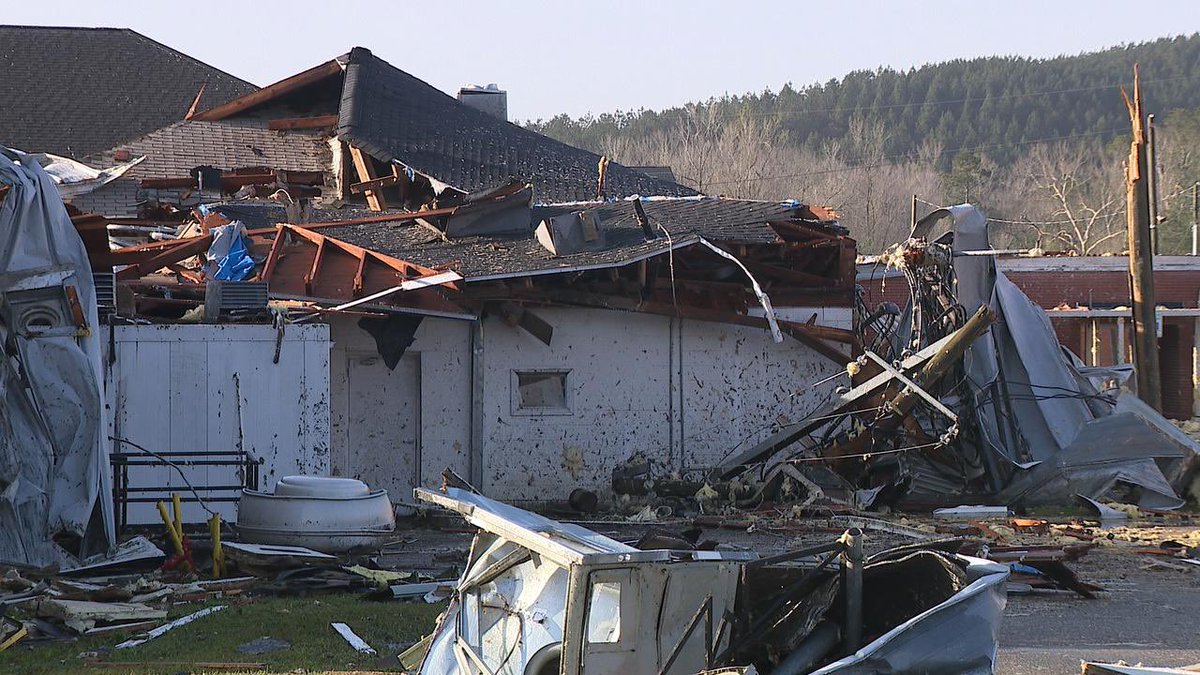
[[106, 324, 331, 524]]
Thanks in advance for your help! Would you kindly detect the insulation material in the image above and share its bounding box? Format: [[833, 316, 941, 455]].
[[0, 148, 113, 566], [15, 151, 144, 201]]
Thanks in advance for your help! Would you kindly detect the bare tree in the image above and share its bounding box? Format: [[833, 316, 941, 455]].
[[1017, 142, 1125, 255]]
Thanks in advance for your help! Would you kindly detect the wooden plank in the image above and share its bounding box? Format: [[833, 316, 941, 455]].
[[109, 205, 468, 261], [743, 261, 838, 287], [115, 234, 212, 281], [352, 249, 368, 297], [768, 220, 838, 241], [33, 599, 166, 633], [141, 173, 278, 191], [267, 114, 339, 131], [259, 225, 287, 282], [305, 237, 327, 296], [192, 60, 343, 121], [281, 226, 450, 285], [349, 146, 387, 211], [350, 175, 401, 194]]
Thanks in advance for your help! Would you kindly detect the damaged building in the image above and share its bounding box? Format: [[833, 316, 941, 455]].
[[0, 44, 858, 545], [3, 30, 1197, 578]]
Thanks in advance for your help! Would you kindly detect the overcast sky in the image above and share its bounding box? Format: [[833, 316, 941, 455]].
[[9, 1, 1200, 121]]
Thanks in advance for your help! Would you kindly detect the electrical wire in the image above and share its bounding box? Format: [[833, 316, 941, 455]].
[[109, 436, 219, 517], [784, 439, 947, 464]]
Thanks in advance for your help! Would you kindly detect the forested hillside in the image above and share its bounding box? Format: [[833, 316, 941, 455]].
[[527, 35, 1200, 252]]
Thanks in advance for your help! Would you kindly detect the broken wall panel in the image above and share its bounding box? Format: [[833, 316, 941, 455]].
[[104, 323, 332, 524], [326, 315, 472, 496], [332, 307, 840, 504]]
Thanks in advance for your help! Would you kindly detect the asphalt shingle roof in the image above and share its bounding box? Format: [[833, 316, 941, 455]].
[[336, 48, 697, 203], [219, 197, 819, 281], [0, 25, 257, 157]]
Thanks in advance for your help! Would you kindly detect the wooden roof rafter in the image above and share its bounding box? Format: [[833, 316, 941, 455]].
[[191, 59, 345, 121], [277, 224, 456, 289]]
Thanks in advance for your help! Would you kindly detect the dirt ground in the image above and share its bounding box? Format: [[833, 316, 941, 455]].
[[391, 516, 1200, 674]]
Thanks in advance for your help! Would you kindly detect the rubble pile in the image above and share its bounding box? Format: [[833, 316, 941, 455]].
[[611, 206, 1199, 521]]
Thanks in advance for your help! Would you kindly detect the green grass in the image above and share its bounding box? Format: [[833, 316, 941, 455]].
[[2, 594, 445, 675]]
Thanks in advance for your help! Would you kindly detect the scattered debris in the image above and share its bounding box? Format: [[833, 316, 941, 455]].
[[33, 598, 166, 634], [331, 622, 376, 655], [411, 484, 1009, 675], [0, 619, 28, 651], [1082, 663, 1200, 675], [221, 541, 339, 573], [115, 605, 226, 649], [934, 505, 1009, 519]]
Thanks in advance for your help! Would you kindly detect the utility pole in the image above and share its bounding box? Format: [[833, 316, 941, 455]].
[[1123, 66, 1163, 412], [1147, 114, 1160, 254], [1192, 181, 1199, 256]]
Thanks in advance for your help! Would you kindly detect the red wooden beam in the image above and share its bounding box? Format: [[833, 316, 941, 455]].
[[352, 249, 368, 297], [304, 237, 326, 296], [267, 114, 339, 131], [192, 60, 344, 121], [115, 234, 213, 281]]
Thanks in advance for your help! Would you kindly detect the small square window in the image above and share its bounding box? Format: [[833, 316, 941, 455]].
[[512, 370, 572, 415], [585, 581, 622, 644]]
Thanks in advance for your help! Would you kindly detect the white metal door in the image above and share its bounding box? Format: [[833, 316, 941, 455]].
[[347, 353, 420, 502]]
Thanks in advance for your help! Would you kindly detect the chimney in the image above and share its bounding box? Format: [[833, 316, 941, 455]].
[[458, 83, 508, 121]]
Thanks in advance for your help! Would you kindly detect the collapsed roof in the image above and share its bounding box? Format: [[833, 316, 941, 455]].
[[99, 189, 857, 364], [209, 195, 844, 282], [0, 25, 257, 158]]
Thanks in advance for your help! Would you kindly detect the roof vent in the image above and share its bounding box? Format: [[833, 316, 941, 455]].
[[535, 210, 606, 256], [93, 272, 116, 320], [204, 281, 269, 321], [458, 84, 508, 121]]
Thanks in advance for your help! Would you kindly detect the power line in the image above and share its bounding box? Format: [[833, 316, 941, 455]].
[[983, 184, 1196, 226]]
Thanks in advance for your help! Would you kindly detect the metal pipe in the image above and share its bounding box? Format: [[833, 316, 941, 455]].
[[841, 527, 864, 654], [773, 620, 841, 675]]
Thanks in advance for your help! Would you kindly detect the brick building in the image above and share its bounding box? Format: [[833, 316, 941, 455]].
[[859, 256, 1200, 420]]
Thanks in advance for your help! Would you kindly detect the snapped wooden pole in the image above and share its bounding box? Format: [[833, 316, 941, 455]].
[[1123, 65, 1163, 412]]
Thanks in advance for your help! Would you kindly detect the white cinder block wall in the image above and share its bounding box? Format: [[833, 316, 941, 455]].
[[328, 307, 843, 504]]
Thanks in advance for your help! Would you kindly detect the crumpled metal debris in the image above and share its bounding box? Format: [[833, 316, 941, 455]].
[[411, 485, 1008, 675], [0, 148, 114, 566], [711, 204, 1198, 512]]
